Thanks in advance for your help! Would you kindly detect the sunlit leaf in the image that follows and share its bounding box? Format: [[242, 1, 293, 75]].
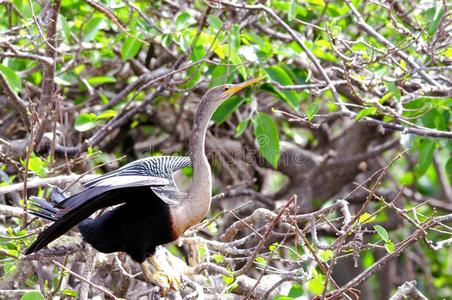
[[62, 289, 78, 298], [87, 76, 116, 86], [358, 213, 376, 224], [213, 253, 224, 264], [319, 250, 333, 262], [97, 110, 117, 119], [255, 256, 267, 265], [308, 273, 325, 295], [222, 275, 235, 285]]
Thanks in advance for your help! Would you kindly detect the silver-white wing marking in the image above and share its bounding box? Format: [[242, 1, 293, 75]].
[[84, 156, 192, 205], [86, 175, 170, 188]]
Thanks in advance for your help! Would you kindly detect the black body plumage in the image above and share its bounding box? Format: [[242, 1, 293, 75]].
[[26, 156, 190, 262], [78, 187, 174, 262]]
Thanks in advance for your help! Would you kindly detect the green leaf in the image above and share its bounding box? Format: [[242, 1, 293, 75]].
[[213, 253, 224, 264], [121, 35, 143, 61], [197, 245, 206, 258], [358, 212, 376, 224], [222, 275, 235, 285], [384, 240, 395, 253], [319, 249, 333, 262], [212, 96, 244, 125], [231, 24, 241, 50], [288, 283, 304, 297], [190, 45, 206, 61], [306, 102, 320, 120], [288, 0, 296, 21], [229, 49, 247, 79], [269, 242, 279, 252], [207, 15, 222, 31], [62, 289, 78, 298], [253, 112, 280, 168], [422, 109, 447, 131], [265, 66, 299, 109], [374, 225, 389, 242], [385, 82, 401, 101], [414, 139, 436, 178], [1, 248, 19, 257], [175, 12, 196, 30], [309, 0, 326, 7], [20, 291, 45, 300], [0, 64, 22, 92], [399, 172, 414, 185], [355, 107, 377, 120], [97, 110, 117, 120], [28, 156, 44, 174], [272, 296, 293, 300], [234, 119, 249, 138], [425, 7, 445, 35], [83, 16, 103, 42], [308, 273, 325, 295], [87, 76, 116, 86], [161, 34, 172, 48], [255, 256, 267, 265], [3, 261, 17, 274], [378, 92, 394, 104], [75, 113, 97, 132], [446, 157, 452, 175]]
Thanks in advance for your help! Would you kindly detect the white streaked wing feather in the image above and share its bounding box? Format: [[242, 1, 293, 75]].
[[88, 175, 170, 187]]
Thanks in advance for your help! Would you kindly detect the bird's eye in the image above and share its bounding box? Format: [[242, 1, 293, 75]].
[[223, 86, 229, 91]]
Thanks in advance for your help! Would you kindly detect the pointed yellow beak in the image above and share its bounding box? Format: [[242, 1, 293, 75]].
[[223, 76, 266, 96]]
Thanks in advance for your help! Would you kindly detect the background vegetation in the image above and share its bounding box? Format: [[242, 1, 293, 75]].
[[0, 0, 451, 299]]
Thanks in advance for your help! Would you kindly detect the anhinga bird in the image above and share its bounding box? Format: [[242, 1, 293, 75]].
[[25, 77, 264, 291]]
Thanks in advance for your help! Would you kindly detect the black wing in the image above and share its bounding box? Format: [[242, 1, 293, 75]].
[[26, 185, 170, 254], [26, 156, 191, 254]]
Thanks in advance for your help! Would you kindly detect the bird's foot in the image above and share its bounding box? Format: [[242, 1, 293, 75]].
[[140, 255, 183, 295], [153, 270, 182, 291], [140, 262, 171, 295], [148, 255, 183, 291]]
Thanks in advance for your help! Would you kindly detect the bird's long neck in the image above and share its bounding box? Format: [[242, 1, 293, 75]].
[[171, 94, 221, 237], [188, 96, 217, 203]]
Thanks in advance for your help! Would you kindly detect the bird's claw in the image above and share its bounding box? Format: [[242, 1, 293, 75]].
[[140, 257, 182, 295], [154, 270, 181, 291]]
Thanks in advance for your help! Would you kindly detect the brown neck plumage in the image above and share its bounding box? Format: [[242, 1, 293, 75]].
[[169, 93, 220, 236], [186, 93, 219, 216]]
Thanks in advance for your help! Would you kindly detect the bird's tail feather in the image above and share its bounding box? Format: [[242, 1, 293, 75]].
[[29, 196, 61, 221], [25, 186, 116, 255], [28, 186, 71, 220]]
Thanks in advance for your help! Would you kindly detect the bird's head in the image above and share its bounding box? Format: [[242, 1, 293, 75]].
[[207, 76, 265, 103]]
